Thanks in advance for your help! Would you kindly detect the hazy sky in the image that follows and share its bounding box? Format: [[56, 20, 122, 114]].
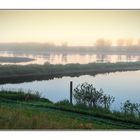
[[0, 10, 140, 46]]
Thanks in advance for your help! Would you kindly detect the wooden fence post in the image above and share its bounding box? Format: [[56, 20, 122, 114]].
[[70, 81, 73, 104]]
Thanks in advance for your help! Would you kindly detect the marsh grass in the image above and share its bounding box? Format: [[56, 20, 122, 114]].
[[0, 90, 140, 129], [0, 62, 140, 84], [0, 104, 121, 129], [0, 89, 41, 101]]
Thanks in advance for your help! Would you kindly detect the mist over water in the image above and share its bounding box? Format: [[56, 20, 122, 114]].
[[0, 51, 140, 65]]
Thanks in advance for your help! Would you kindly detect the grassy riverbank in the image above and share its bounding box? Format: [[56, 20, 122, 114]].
[[0, 62, 140, 84], [0, 90, 140, 129]]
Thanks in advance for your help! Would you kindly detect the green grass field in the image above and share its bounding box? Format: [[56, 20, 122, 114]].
[[0, 90, 140, 129]]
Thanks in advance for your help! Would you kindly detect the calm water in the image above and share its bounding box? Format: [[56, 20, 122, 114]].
[[0, 70, 140, 111], [0, 51, 140, 65]]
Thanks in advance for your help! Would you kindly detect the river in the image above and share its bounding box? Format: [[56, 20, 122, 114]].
[[0, 70, 140, 111]]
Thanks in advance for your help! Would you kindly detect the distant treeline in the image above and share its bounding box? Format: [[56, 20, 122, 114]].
[[0, 62, 140, 84], [0, 42, 140, 53]]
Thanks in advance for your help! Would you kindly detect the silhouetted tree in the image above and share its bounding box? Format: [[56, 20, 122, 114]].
[[94, 38, 112, 52]]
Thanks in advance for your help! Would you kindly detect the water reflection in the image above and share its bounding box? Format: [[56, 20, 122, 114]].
[[0, 70, 140, 111], [0, 51, 140, 65]]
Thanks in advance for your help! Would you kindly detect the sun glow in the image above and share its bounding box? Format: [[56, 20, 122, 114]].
[[0, 10, 140, 46]]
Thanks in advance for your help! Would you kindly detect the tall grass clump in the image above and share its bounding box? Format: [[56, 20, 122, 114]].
[[55, 99, 70, 106], [0, 88, 41, 101]]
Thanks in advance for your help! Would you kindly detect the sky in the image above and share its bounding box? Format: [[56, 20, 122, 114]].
[[0, 10, 140, 46]]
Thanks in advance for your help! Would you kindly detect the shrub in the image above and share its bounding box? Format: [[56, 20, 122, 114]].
[[121, 100, 140, 118], [101, 94, 115, 110], [73, 82, 115, 110]]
